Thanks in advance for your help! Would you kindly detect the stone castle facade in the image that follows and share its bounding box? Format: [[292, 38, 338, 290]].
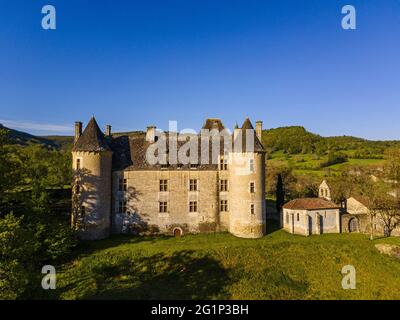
[[71, 117, 266, 240]]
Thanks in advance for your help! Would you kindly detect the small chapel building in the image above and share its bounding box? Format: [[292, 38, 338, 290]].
[[281, 180, 341, 236]]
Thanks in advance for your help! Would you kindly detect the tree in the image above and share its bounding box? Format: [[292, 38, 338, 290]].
[[0, 130, 77, 299], [0, 214, 32, 299], [378, 148, 400, 237], [276, 174, 284, 213], [0, 129, 22, 214]]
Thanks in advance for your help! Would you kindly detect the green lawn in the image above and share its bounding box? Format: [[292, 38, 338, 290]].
[[41, 222, 400, 300]]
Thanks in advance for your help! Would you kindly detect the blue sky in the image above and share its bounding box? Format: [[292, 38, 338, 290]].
[[0, 0, 399, 139]]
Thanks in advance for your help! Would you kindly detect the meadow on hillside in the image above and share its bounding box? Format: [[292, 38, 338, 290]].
[[36, 222, 400, 300]]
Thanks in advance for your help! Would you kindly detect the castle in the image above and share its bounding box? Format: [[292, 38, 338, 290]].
[[71, 117, 266, 240]]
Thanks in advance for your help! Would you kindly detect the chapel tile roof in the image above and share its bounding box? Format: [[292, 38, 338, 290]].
[[283, 198, 340, 210]]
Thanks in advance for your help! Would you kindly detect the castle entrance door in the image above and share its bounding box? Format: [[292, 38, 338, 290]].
[[173, 228, 182, 237]]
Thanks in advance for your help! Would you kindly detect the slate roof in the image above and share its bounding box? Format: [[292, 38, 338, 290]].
[[72, 117, 111, 152], [283, 198, 340, 210], [111, 132, 224, 171], [74, 117, 265, 171]]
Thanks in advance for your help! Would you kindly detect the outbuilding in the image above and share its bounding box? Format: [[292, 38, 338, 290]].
[[282, 198, 341, 236]]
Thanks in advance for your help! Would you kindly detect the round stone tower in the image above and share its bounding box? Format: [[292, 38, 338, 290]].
[[71, 117, 113, 240], [228, 118, 266, 238]]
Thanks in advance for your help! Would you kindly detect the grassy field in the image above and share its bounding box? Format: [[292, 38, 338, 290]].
[[268, 151, 386, 177], [38, 221, 400, 300]]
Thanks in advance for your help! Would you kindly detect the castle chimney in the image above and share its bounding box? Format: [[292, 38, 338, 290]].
[[105, 125, 112, 137], [146, 126, 156, 143], [256, 121, 262, 141], [74, 121, 82, 143]]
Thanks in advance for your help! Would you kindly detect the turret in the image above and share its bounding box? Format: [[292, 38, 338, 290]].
[[228, 118, 266, 238], [71, 117, 113, 240]]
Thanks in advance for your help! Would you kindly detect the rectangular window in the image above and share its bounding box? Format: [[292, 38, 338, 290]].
[[159, 179, 168, 192], [250, 182, 255, 193], [119, 178, 127, 191], [297, 213, 300, 221], [220, 180, 228, 192], [189, 201, 198, 212], [76, 158, 81, 170], [250, 203, 255, 214], [189, 179, 198, 191], [220, 200, 228, 212], [119, 200, 127, 213], [219, 157, 228, 170], [249, 159, 254, 173], [286, 213, 289, 224], [159, 201, 168, 213]]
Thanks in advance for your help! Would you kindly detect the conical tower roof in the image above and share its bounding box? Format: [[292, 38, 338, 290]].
[[233, 117, 264, 152], [241, 117, 254, 130], [72, 117, 111, 152]]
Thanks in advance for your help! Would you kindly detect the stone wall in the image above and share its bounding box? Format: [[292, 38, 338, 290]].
[[112, 169, 219, 236]]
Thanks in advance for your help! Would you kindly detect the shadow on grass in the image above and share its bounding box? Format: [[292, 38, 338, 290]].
[[73, 234, 171, 258], [61, 250, 231, 300], [266, 219, 281, 235]]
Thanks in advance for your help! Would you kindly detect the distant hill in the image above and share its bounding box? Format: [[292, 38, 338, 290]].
[[40, 135, 74, 150], [2, 123, 400, 156], [0, 123, 58, 148], [262, 126, 400, 157]]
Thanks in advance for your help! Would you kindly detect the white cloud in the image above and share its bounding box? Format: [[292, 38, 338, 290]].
[[0, 119, 72, 133]]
